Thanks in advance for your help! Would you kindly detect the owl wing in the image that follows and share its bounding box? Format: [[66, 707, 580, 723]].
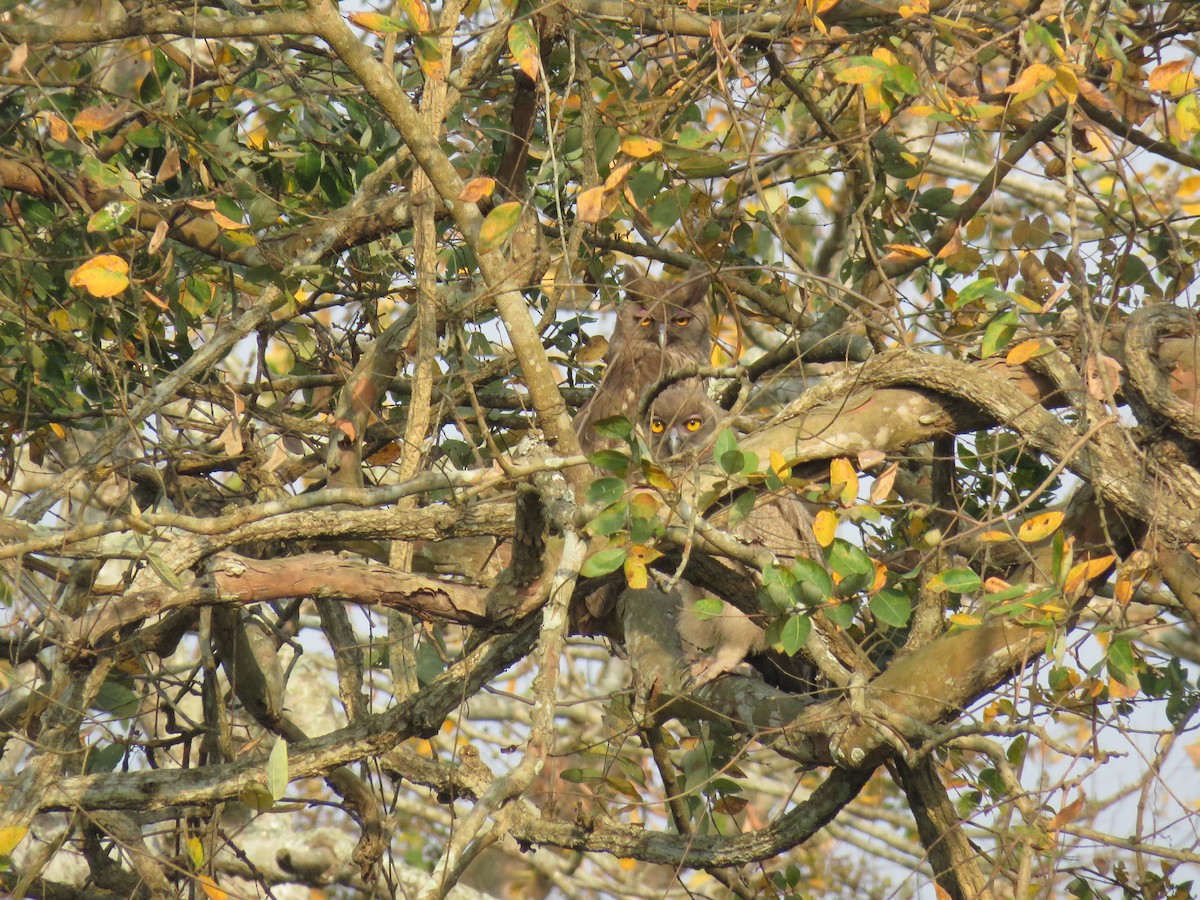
[[573, 353, 645, 453]]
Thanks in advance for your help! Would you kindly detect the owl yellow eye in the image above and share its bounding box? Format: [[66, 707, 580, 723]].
[[638, 316, 654, 327], [685, 417, 703, 432], [673, 315, 691, 326], [650, 418, 665, 434]]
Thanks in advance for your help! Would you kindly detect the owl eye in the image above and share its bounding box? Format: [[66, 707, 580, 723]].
[[685, 417, 703, 432], [650, 418, 666, 434], [638, 315, 654, 327], [673, 315, 691, 326]]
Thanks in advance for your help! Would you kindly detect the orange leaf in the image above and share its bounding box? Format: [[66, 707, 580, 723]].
[[1018, 511, 1064, 543], [458, 176, 496, 203], [198, 876, 228, 900], [1005, 339, 1042, 366], [69, 255, 130, 297]]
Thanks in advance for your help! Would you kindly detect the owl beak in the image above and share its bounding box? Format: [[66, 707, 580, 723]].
[[656, 323, 667, 348], [667, 428, 684, 458]]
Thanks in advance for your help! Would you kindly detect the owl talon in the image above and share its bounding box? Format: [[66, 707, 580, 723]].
[[684, 656, 757, 689]]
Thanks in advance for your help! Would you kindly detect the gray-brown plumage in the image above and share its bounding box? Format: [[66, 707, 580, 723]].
[[573, 266, 712, 453], [647, 381, 822, 687]]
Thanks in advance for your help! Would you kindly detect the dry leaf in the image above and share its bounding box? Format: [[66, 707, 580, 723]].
[[157, 145, 181, 183]]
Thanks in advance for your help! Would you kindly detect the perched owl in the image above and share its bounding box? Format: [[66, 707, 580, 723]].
[[647, 381, 822, 688], [573, 266, 712, 453]]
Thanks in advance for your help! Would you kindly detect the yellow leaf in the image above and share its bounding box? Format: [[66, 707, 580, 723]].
[[643, 463, 675, 492], [459, 176, 496, 202], [769, 448, 791, 480], [1004, 63, 1055, 95], [1064, 554, 1116, 595], [0, 825, 28, 856], [1055, 65, 1079, 101], [948, 612, 981, 628], [603, 161, 633, 191], [198, 875, 228, 900], [477, 201, 522, 253], [829, 457, 858, 505], [1178, 95, 1200, 142], [507, 20, 541, 81], [813, 508, 838, 547], [871, 47, 897, 67], [210, 210, 248, 231], [980, 530, 1014, 542], [882, 243, 931, 258], [48, 421, 66, 439], [1018, 510, 1065, 543], [186, 836, 204, 868], [624, 556, 649, 589], [835, 64, 883, 85], [1005, 339, 1042, 366], [621, 136, 662, 158], [69, 254, 130, 298], [628, 491, 660, 518]]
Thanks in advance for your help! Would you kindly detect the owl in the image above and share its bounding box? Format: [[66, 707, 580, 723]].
[[573, 266, 712, 453], [646, 381, 822, 689]]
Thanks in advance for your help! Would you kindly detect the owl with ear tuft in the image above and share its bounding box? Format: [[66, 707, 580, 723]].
[[573, 265, 712, 453], [646, 380, 823, 689]]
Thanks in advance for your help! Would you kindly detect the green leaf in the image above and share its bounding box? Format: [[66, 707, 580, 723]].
[[593, 415, 632, 442], [581, 546, 627, 577], [93, 680, 139, 718], [827, 540, 874, 595], [588, 449, 629, 476], [870, 589, 911, 628], [791, 558, 833, 604], [728, 490, 755, 527], [1106, 638, 1136, 679], [824, 601, 856, 629], [586, 501, 628, 537], [981, 311, 1019, 357], [779, 614, 811, 656], [587, 476, 627, 507], [928, 567, 982, 594], [85, 743, 125, 774], [714, 428, 743, 474], [479, 203, 522, 253], [692, 596, 726, 621], [267, 739, 289, 801]]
